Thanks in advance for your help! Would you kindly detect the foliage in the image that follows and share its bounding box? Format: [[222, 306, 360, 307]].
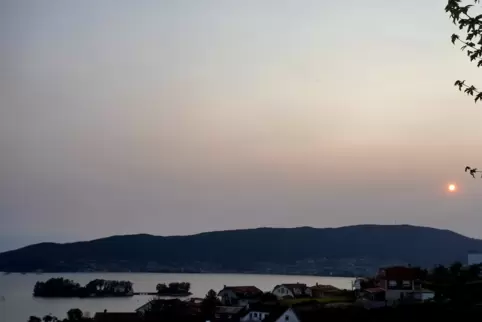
[[156, 282, 191, 294], [446, 1, 482, 176], [446, 0, 482, 102], [260, 291, 278, 302], [33, 278, 81, 297], [201, 289, 221, 319], [42, 315, 57, 322], [66, 308, 83, 321], [425, 262, 482, 304], [33, 278, 133, 297], [28, 317, 42, 322], [28, 309, 93, 322], [83, 279, 133, 296]]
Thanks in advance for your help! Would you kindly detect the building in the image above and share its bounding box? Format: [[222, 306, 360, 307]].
[[218, 285, 263, 306], [468, 253, 482, 265], [240, 304, 286, 322], [376, 266, 419, 303], [135, 298, 201, 319], [361, 287, 385, 302], [266, 308, 300, 322], [272, 283, 312, 299], [309, 284, 340, 298]]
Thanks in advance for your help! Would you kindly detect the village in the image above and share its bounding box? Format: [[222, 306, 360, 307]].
[[88, 265, 444, 322]]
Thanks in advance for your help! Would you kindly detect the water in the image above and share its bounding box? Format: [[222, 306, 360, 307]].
[[0, 273, 353, 322]]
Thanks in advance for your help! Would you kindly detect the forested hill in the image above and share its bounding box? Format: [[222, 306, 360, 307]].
[[1, 225, 481, 273]]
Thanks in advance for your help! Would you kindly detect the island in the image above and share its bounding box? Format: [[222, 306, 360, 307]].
[[33, 278, 134, 298], [156, 282, 192, 296]]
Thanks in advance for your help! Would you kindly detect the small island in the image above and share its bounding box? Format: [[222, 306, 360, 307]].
[[156, 282, 192, 296], [33, 278, 134, 298]]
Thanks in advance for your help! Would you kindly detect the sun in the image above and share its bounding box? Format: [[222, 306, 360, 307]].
[[448, 184, 457, 192]]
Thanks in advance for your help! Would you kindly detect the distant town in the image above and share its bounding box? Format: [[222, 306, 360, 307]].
[[19, 257, 406, 277]]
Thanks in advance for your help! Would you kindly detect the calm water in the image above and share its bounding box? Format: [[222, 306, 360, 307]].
[[0, 273, 353, 322]]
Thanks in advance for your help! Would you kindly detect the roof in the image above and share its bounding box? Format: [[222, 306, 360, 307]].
[[135, 298, 200, 316], [94, 312, 141, 322], [281, 283, 307, 289], [364, 287, 385, 294], [135, 299, 183, 312], [221, 286, 262, 293], [378, 266, 418, 280], [275, 283, 309, 293], [310, 284, 340, 291], [219, 286, 263, 298]]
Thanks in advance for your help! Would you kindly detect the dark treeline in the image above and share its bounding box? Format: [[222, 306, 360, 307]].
[[28, 308, 90, 322], [33, 278, 133, 297], [423, 262, 482, 304], [156, 282, 191, 295]]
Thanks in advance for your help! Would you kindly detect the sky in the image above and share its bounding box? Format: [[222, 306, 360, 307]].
[[1, 0, 482, 252]]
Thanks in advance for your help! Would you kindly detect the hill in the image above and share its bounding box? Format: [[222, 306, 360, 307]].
[[0, 225, 481, 274]]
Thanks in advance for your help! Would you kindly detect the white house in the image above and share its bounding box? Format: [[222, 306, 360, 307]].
[[239, 304, 286, 322], [240, 309, 270, 322], [272, 308, 300, 322], [272, 283, 312, 299]]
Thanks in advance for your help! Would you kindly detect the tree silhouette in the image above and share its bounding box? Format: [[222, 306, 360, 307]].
[[446, 0, 482, 101], [260, 292, 278, 302], [446, 1, 482, 177], [66, 308, 83, 321], [201, 289, 220, 319], [28, 317, 42, 322], [42, 315, 57, 322]]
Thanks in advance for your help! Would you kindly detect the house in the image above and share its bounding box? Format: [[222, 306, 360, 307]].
[[272, 283, 312, 299], [135, 298, 202, 319], [218, 285, 263, 306], [264, 308, 300, 322], [309, 283, 340, 298], [240, 304, 286, 322], [376, 266, 420, 303]]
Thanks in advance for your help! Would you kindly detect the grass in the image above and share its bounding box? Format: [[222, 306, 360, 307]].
[[281, 296, 353, 305]]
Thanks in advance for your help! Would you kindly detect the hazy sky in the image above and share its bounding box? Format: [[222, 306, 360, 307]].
[[1, 0, 482, 251]]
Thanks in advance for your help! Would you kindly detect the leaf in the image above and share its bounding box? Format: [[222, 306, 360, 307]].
[[475, 92, 482, 102], [452, 34, 460, 44]]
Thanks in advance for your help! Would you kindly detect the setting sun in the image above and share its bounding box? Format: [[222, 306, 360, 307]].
[[448, 184, 456, 192]]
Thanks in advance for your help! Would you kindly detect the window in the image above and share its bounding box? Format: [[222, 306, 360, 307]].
[[285, 315, 289, 321], [403, 280, 411, 287], [388, 280, 397, 288], [254, 313, 258, 318]]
